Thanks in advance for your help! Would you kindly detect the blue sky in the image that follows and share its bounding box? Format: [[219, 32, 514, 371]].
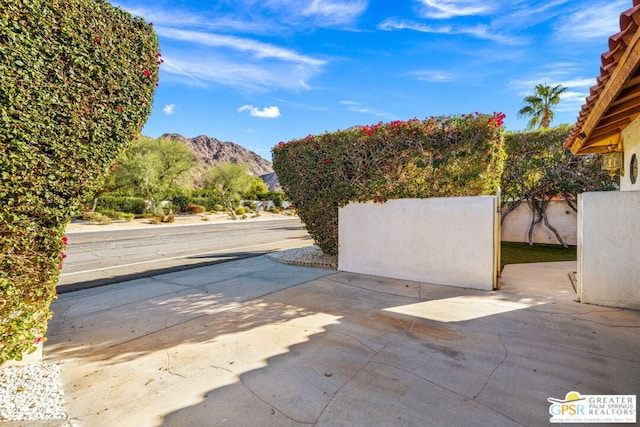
[[116, 0, 628, 160]]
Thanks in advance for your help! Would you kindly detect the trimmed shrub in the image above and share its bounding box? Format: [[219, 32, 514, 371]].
[[185, 204, 205, 214], [97, 196, 147, 215], [188, 197, 220, 212], [272, 114, 505, 255], [171, 194, 191, 212], [98, 209, 124, 220], [82, 211, 111, 225], [235, 206, 246, 216], [0, 0, 159, 363]]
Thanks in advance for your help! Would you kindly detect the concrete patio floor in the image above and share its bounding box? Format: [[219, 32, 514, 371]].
[[43, 258, 640, 426]]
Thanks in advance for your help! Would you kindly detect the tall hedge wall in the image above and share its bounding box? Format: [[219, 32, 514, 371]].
[[0, 0, 159, 363], [272, 113, 506, 255]]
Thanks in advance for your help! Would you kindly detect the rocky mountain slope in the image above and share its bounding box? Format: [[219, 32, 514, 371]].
[[161, 133, 280, 190]]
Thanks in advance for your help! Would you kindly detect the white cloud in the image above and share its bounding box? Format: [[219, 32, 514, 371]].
[[302, 0, 368, 25], [120, 0, 367, 33], [238, 105, 281, 118], [162, 104, 176, 115], [162, 55, 320, 91], [492, 0, 569, 29], [157, 28, 325, 67], [416, 0, 494, 19], [258, 0, 367, 27], [407, 69, 456, 82], [156, 28, 326, 91], [378, 18, 521, 45], [340, 101, 394, 119], [554, 0, 628, 42]]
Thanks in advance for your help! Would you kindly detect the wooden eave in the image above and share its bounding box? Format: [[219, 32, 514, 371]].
[[565, 1, 640, 155]]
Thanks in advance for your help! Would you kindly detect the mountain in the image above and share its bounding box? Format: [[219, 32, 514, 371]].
[[161, 133, 281, 191]]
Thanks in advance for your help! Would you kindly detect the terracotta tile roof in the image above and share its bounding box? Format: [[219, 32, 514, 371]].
[[565, 0, 640, 154]]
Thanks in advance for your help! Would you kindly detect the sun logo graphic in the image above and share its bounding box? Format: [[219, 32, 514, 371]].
[[548, 391, 636, 423], [548, 391, 586, 420]]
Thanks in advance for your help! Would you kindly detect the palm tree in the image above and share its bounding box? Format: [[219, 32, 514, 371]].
[[517, 84, 568, 129]]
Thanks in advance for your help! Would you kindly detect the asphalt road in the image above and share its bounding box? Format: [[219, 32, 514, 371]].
[[58, 218, 313, 292]]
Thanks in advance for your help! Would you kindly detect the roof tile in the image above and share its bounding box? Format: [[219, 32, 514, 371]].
[[565, 1, 640, 150]]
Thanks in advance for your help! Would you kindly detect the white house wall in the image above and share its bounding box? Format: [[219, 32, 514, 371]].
[[338, 197, 496, 290], [621, 116, 640, 192], [578, 191, 640, 309]]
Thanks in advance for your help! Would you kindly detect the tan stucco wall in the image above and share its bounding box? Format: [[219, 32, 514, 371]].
[[578, 191, 640, 309], [621, 116, 640, 191], [501, 201, 577, 245], [338, 197, 497, 290]]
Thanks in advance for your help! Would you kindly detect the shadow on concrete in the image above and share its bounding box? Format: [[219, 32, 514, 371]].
[[159, 272, 640, 426], [45, 261, 640, 426]]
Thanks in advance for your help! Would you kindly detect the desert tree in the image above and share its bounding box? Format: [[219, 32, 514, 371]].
[[104, 136, 197, 213], [201, 162, 256, 219], [501, 126, 615, 246]]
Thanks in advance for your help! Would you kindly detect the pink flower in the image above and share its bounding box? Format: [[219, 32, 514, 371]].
[[34, 337, 43, 345]]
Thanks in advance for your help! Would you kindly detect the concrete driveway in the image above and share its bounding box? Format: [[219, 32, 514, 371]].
[[45, 257, 640, 426]]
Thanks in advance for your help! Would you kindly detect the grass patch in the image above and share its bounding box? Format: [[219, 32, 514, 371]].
[[501, 242, 576, 270]]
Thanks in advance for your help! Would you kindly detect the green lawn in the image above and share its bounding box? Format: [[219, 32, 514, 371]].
[[501, 242, 576, 270]]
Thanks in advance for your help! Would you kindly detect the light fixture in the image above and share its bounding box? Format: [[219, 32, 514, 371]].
[[601, 145, 623, 178]]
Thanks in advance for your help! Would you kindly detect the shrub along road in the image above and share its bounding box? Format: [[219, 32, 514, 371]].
[[58, 216, 313, 292]]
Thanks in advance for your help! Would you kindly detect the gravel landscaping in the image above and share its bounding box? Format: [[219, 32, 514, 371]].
[[0, 362, 68, 422]]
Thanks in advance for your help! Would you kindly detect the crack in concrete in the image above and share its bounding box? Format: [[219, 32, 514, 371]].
[[368, 359, 526, 426], [313, 339, 393, 426], [325, 330, 379, 353], [473, 334, 507, 401], [165, 351, 185, 379], [208, 365, 314, 425], [539, 310, 640, 328]]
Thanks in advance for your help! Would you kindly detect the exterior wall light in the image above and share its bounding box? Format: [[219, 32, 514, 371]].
[[601, 145, 623, 178]]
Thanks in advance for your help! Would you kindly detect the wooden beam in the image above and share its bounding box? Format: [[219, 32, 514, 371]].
[[599, 101, 640, 125], [588, 118, 631, 140], [610, 84, 640, 107], [620, 72, 640, 90], [576, 133, 621, 154], [571, 27, 640, 154]]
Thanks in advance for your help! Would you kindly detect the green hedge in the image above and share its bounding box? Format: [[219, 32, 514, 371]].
[[0, 0, 159, 363], [97, 196, 147, 214], [272, 114, 506, 255]]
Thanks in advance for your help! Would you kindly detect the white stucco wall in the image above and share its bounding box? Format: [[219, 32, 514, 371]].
[[578, 191, 640, 309], [338, 197, 497, 290], [501, 201, 577, 245], [621, 116, 640, 192]]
